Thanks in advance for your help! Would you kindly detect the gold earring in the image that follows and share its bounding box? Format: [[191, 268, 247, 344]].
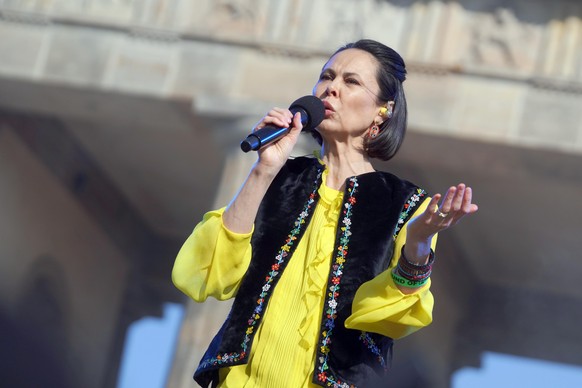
[[379, 107, 388, 116]]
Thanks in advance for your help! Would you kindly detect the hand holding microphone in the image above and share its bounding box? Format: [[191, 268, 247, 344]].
[[240, 95, 325, 152]]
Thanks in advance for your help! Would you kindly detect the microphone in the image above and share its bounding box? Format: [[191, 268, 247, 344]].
[[240, 95, 325, 152]]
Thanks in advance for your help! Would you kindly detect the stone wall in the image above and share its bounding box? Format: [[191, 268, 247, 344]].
[[1, 0, 581, 152]]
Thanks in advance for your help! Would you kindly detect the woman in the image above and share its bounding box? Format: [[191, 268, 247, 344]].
[[172, 39, 478, 387]]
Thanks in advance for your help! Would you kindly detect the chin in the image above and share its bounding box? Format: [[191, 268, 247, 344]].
[[316, 120, 334, 132]]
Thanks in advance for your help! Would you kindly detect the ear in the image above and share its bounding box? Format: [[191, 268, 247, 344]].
[[379, 101, 395, 121]]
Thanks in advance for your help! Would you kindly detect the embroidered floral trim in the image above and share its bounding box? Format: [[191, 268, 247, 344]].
[[317, 372, 355, 388], [359, 332, 387, 370], [393, 188, 426, 239], [316, 176, 358, 388], [197, 350, 244, 370], [198, 169, 323, 371]]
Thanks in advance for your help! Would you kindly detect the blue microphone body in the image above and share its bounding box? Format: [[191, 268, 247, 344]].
[[240, 96, 325, 153]]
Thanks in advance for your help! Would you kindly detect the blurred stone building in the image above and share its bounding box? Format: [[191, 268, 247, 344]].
[[0, 0, 581, 387]]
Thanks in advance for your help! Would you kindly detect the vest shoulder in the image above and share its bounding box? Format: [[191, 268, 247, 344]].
[[284, 155, 320, 172], [366, 170, 424, 193], [268, 156, 321, 194]]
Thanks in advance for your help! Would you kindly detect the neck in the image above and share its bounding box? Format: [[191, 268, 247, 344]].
[[320, 142, 375, 190]]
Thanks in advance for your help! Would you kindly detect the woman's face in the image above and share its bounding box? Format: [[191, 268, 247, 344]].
[[313, 48, 383, 140]]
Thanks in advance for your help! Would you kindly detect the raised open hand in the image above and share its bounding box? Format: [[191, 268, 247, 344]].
[[407, 183, 479, 241]]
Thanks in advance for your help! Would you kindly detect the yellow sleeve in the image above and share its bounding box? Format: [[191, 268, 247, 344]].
[[171, 207, 253, 302], [344, 198, 437, 339]]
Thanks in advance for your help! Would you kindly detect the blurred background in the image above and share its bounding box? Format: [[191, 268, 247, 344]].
[[1, 0, 581, 387]]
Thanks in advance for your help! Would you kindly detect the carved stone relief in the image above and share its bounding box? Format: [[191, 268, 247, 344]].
[[206, 0, 262, 38], [465, 8, 540, 73], [326, 0, 364, 45]]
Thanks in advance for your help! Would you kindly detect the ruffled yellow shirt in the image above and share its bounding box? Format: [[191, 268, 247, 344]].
[[172, 169, 436, 388]]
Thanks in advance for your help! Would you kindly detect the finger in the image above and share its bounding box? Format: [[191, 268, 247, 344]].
[[450, 183, 466, 212], [462, 187, 479, 214], [290, 112, 304, 132], [439, 186, 457, 213], [257, 108, 293, 130], [461, 186, 472, 212], [426, 194, 441, 215], [270, 108, 294, 128]]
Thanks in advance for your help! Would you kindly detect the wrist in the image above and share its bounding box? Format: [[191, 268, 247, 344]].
[[403, 239, 433, 265], [392, 246, 435, 289], [251, 161, 280, 182]]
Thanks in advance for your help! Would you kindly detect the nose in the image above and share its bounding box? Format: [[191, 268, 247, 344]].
[[325, 81, 338, 97]]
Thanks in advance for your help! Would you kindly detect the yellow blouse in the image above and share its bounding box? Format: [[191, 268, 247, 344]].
[[172, 169, 436, 388]]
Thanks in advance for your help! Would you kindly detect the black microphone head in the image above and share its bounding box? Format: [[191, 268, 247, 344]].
[[289, 95, 325, 131]]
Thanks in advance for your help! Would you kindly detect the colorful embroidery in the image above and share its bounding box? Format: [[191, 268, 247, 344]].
[[393, 188, 426, 239], [316, 177, 358, 387], [318, 373, 355, 388], [198, 169, 323, 371], [359, 332, 387, 370], [197, 350, 245, 370]]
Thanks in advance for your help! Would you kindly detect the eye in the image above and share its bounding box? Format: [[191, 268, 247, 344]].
[[319, 73, 333, 81], [345, 77, 360, 85]]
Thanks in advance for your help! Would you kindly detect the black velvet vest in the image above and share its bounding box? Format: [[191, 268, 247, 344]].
[[194, 157, 427, 388]]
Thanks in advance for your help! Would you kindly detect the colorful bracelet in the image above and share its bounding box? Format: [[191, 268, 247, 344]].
[[391, 270, 429, 288], [399, 246, 435, 273], [396, 267, 432, 281], [393, 246, 435, 285]]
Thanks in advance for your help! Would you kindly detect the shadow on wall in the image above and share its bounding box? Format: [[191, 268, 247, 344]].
[[0, 309, 71, 388], [0, 255, 72, 388]]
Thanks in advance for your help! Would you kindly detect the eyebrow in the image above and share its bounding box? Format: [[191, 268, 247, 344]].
[[321, 69, 363, 79], [321, 68, 381, 99]]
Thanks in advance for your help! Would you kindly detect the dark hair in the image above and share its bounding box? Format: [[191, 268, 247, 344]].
[[314, 39, 408, 161]]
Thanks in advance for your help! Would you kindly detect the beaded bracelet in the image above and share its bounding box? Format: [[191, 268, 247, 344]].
[[396, 262, 432, 280], [399, 246, 435, 273], [393, 246, 435, 287], [396, 267, 432, 281]]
